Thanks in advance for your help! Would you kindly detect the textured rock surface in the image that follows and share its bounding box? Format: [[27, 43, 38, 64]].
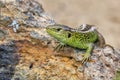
[[0, 0, 120, 80], [0, 0, 55, 29]]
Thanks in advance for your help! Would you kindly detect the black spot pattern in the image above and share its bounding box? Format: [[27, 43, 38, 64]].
[[68, 33, 71, 38]]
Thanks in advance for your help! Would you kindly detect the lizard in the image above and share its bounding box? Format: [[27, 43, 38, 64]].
[[46, 24, 106, 63]]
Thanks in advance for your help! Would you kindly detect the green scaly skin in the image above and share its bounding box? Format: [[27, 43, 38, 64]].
[[46, 24, 98, 63]]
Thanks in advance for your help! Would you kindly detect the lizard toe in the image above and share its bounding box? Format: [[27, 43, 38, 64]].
[[81, 54, 91, 64]]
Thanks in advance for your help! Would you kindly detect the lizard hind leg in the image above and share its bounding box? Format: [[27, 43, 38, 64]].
[[82, 43, 94, 64]]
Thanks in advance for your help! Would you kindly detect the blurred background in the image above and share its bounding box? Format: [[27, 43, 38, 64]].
[[39, 0, 120, 48]]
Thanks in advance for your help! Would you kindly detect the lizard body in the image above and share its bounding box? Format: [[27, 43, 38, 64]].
[[46, 24, 105, 63]]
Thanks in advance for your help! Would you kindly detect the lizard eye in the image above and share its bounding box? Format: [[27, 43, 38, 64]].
[[56, 28, 61, 31], [68, 33, 71, 38]]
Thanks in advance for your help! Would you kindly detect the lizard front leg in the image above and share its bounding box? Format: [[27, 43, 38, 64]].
[[82, 43, 94, 63], [53, 43, 76, 58], [54, 43, 65, 52]]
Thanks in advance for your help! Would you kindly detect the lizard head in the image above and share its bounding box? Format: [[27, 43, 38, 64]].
[[46, 24, 72, 41]]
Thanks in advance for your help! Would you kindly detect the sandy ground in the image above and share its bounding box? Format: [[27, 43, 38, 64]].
[[39, 0, 120, 48]]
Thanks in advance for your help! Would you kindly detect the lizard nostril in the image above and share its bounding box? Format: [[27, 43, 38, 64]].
[[68, 33, 71, 38]]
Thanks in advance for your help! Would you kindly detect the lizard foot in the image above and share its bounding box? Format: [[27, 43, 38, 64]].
[[54, 43, 65, 52], [81, 53, 91, 64]]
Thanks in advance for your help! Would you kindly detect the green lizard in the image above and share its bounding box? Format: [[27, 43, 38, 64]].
[[46, 24, 105, 63]]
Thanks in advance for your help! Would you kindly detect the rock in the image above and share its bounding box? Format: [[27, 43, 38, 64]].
[[0, 0, 55, 29], [0, 0, 120, 80]]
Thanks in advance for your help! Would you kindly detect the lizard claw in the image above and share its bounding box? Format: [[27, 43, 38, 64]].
[[81, 53, 91, 64], [54, 43, 65, 52]]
